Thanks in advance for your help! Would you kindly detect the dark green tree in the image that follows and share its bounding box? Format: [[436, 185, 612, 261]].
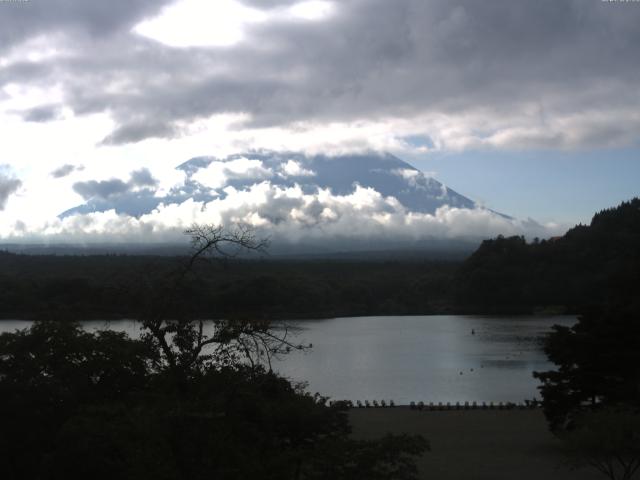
[[0, 321, 153, 480], [533, 306, 640, 432], [456, 197, 640, 314]]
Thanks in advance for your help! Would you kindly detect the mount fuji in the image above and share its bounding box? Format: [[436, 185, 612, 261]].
[[61, 151, 478, 220], [37, 151, 535, 256]]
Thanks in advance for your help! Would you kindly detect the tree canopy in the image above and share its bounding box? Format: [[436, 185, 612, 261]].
[[533, 305, 640, 432], [456, 198, 640, 313]]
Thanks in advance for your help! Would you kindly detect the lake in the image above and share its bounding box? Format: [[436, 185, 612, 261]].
[[0, 315, 574, 404]]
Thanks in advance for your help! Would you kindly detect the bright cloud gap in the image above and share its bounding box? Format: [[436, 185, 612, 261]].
[[133, 0, 334, 49]]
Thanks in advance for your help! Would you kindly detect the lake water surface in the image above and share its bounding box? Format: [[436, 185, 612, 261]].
[[0, 315, 574, 404]]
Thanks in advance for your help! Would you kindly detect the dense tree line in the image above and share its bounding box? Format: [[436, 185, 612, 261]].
[[0, 252, 458, 320], [456, 198, 640, 313]]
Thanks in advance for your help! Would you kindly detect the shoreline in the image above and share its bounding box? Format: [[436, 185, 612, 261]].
[[0, 311, 576, 322]]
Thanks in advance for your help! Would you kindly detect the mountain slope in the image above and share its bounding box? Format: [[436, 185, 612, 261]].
[[61, 151, 476, 218]]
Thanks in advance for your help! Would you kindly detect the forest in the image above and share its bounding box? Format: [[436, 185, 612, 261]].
[[1, 198, 639, 320], [455, 198, 640, 314], [0, 252, 458, 320]]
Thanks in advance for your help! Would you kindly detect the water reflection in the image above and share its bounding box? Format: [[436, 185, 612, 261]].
[[273, 315, 575, 404], [0, 315, 574, 404]]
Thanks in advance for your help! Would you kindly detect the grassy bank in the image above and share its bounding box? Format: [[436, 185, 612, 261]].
[[349, 408, 601, 480]]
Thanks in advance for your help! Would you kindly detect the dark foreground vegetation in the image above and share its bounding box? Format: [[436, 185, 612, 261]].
[[0, 226, 427, 480], [0, 321, 427, 480], [533, 302, 640, 480]]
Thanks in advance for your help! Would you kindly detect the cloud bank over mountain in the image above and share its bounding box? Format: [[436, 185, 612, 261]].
[[1, 0, 638, 238], [1, 152, 563, 247]]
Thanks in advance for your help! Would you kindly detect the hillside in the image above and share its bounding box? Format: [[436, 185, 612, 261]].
[[456, 198, 640, 313]]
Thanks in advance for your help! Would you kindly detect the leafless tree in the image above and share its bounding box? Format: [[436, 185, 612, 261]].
[[139, 223, 309, 382]]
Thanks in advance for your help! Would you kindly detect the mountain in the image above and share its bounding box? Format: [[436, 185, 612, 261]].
[[60, 151, 477, 219]]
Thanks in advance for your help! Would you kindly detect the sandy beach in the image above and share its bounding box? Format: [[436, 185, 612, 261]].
[[349, 408, 602, 480]]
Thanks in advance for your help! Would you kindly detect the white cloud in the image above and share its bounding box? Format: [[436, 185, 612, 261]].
[[0, 181, 566, 244], [133, 0, 335, 50], [392, 168, 419, 181], [191, 157, 274, 189], [133, 0, 268, 48], [281, 159, 315, 177], [0, 34, 69, 68], [287, 1, 335, 21]]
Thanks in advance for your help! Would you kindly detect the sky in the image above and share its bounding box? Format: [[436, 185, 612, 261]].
[[0, 0, 639, 244]]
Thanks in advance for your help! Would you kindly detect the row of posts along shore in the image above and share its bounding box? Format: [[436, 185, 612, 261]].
[[327, 399, 542, 410]]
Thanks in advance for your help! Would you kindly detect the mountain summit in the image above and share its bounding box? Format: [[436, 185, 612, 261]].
[[61, 151, 476, 219]]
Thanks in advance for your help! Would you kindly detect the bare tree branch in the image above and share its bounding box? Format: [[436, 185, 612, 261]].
[[138, 223, 306, 383]]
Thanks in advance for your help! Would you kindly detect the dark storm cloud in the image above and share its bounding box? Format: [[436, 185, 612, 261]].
[[21, 104, 63, 123], [51, 164, 83, 178], [0, 0, 173, 52], [240, 0, 300, 8], [73, 178, 130, 201], [72, 168, 158, 200], [0, 167, 21, 210], [100, 121, 179, 146], [130, 168, 158, 187], [3, 0, 640, 148]]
